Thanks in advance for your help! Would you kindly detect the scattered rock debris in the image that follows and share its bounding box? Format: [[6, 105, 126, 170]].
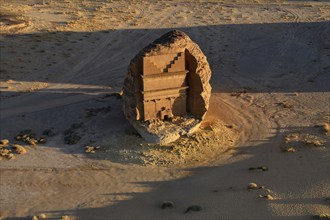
[[314, 214, 330, 219], [12, 144, 27, 154], [266, 194, 274, 200], [281, 146, 296, 152], [0, 139, 10, 146], [248, 182, 258, 190], [0, 148, 13, 160], [320, 123, 330, 133], [305, 139, 324, 147], [249, 166, 269, 171], [31, 213, 47, 220], [7, 153, 15, 159], [139, 121, 237, 167], [258, 194, 274, 200], [84, 145, 100, 154], [0, 143, 27, 160], [265, 189, 272, 193], [60, 216, 74, 220], [284, 133, 299, 143], [161, 201, 174, 209], [0, 142, 27, 160], [15, 129, 46, 146], [283, 132, 326, 151], [276, 102, 294, 109], [184, 205, 202, 213]]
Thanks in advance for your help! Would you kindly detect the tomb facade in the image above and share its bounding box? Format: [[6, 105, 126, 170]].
[[142, 52, 188, 121], [123, 30, 212, 143]]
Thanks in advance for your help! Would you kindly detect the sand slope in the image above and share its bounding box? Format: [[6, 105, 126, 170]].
[[0, 0, 329, 219]]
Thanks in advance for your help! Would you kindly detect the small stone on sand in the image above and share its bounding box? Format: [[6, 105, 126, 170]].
[[258, 194, 274, 200], [27, 139, 38, 146], [259, 166, 268, 171], [0, 139, 9, 146], [12, 144, 27, 154], [320, 123, 330, 133], [248, 182, 258, 190], [309, 140, 324, 147], [0, 149, 11, 158], [281, 146, 296, 152], [85, 146, 100, 154], [39, 213, 46, 219], [38, 137, 47, 144], [266, 194, 274, 200], [7, 153, 15, 159]]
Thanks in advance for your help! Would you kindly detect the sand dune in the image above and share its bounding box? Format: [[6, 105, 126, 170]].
[[0, 0, 329, 219]]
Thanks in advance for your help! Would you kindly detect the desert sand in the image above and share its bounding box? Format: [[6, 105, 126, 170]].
[[0, 0, 329, 219]]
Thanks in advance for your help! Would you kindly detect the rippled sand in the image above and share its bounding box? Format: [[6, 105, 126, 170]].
[[0, 0, 329, 219]]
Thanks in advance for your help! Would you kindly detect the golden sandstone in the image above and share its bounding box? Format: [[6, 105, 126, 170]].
[[123, 30, 211, 144]]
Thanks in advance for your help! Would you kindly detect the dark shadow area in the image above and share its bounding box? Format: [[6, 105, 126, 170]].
[[0, 21, 329, 93], [1, 20, 328, 163], [1, 21, 329, 219], [12, 125, 326, 220]]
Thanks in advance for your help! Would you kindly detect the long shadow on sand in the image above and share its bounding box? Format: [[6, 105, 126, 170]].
[[1, 20, 329, 160], [5, 125, 329, 220], [1, 21, 329, 219], [1, 21, 329, 93], [51, 124, 330, 219]]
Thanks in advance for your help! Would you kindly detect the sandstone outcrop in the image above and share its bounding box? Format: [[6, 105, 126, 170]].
[[122, 30, 212, 144]]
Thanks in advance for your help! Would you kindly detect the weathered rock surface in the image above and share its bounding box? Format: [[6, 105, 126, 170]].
[[122, 30, 212, 144]]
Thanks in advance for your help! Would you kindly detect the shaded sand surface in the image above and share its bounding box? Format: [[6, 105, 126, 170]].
[[0, 0, 329, 219]]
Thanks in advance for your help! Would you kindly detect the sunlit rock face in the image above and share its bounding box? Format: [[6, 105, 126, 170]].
[[122, 30, 212, 144]]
